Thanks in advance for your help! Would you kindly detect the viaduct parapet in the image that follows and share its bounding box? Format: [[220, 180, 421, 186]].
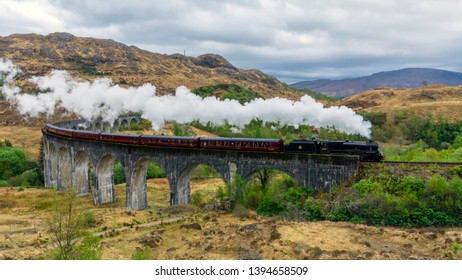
[[42, 117, 359, 210]]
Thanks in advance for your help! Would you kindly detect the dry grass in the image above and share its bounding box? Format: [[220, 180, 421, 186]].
[[337, 85, 462, 121], [1, 182, 462, 260], [0, 126, 43, 161]]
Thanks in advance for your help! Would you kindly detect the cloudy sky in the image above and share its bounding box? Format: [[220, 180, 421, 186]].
[[1, 0, 462, 83]]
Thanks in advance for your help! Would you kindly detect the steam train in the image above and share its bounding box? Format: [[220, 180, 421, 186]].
[[43, 124, 384, 162]]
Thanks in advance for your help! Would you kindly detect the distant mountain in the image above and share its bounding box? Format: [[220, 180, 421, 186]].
[[291, 68, 462, 98]]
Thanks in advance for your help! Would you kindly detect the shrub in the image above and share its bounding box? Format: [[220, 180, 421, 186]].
[[394, 176, 426, 196], [20, 169, 43, 187], [255, 177, 300, 217], [173, 122, 193, 136], [72, 233, 102, 260], [243, 184, 264, 210], [192, 164, 218, 178], [146, 162, 165, 179], [215, 185, 229, 201], [128, 119, 152, 131], [256, 184, 285, 216], [0, 147, 27, 179], [449, 149, 462, 162], [358, 111, 387, 126], [450, 165, 462, 177], [132, 247, 151, 260], [47, 188, 86, 259], [113, 162, 125, 184], [304, 197, 324, 221], [227, 175, 247, 207], [83, 211, 97, 227], [191, 191, 207, 207]]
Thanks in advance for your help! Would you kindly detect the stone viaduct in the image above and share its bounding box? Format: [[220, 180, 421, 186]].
[[42, 117, 360, 210]]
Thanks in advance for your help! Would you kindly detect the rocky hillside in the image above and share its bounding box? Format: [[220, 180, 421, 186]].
[[0, 32, 302, 126], [292, 68, 462, 98], [0, 32, 299, 98]]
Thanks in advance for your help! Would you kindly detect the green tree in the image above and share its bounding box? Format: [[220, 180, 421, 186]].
[[47, 188, 101, 260], [46, 188, 85, 259], [0, 147, 27, 179], [113, 162, 125, 184]]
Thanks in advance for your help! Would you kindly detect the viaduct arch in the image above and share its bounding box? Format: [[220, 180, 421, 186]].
[[42, 116, 359, 210]]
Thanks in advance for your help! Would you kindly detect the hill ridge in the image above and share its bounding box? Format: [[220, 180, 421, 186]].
[[291, 68, 462, 98], [0, 32, 297, 99]]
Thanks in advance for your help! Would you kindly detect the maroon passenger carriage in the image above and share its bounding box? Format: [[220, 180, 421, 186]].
[[140, 135, 199, 148], [199, 137, 283, 152]]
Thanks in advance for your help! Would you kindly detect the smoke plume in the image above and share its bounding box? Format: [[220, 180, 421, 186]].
[[1, 59, 371, 137]]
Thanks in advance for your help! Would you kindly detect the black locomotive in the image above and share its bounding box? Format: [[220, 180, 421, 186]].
[[284, 139, 383, 161]]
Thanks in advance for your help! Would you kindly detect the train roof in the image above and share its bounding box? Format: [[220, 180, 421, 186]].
[[140, 135, 199, 140], [199, 137, 282, 142], [289, 139, 379, 146], [100, 132, 141, 137]]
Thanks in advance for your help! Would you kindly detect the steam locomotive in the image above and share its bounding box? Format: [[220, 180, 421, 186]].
[[43, 124, 384, 162]]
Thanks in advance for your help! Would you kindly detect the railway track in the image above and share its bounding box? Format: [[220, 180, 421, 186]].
[[360, 161, 462, 167]]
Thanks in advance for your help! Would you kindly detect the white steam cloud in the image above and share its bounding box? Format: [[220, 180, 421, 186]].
[[1, 59, 371, 137]]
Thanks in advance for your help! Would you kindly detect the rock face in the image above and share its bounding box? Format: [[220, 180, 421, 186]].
[[192, 54, 237, 70], [0, 32, 297, 99]]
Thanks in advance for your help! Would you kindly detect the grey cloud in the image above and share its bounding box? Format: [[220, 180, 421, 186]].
[[2, 0, 462, 83]]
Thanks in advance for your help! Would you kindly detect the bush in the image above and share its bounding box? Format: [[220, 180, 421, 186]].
[[113, 162, 125, 184], [449, 149, 462, 162], [191, 191, 207, 207], [215, 185, 229, 201], [173, 122, 194, 136], [358, 111, 387, 126], [20, 169, 43, 187], [72, 233, 102, 260], [192, 164, 219, 178], [243, 184, 264, 210], [128, 119, 152, 131], [0, 147, 27, 179], [312, 165, 462, 227], [83, 211, 97, 227], [393, 176, 425, 196], [146, 162, 165, 179], [304, 197, 324, 221], [192, 83, 261, 104], [450, 165, 462, 177], [132, 247, 151, 260], [256, 177, 300, 216], [256, 184, 285, 216]]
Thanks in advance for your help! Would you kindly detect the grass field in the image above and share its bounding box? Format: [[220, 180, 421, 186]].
[[1, 179, 462, 260]]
